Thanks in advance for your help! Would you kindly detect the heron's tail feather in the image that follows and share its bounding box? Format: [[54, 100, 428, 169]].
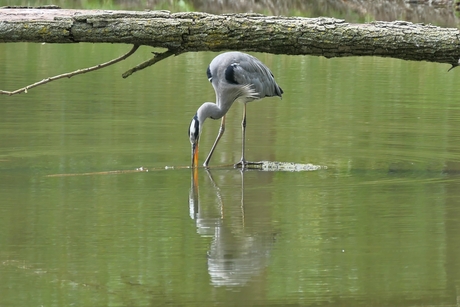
[[238, 84, 260, 101]]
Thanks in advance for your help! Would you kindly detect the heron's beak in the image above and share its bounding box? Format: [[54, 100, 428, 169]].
[[191, 141, 199, 168]]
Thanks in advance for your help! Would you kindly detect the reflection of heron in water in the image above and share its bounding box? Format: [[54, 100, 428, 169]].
[[188, 52, 283, 169], [189, 168, 276, 287]]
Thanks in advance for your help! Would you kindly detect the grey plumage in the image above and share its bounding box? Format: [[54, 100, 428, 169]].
[[189, 51, 283, 168], [209, 52, 283, 107]]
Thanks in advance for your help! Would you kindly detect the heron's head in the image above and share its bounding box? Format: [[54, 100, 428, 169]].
[[189, 113, 200, 168]]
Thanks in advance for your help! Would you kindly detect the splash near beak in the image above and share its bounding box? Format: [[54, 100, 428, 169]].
[[191, 142, 199, 168]]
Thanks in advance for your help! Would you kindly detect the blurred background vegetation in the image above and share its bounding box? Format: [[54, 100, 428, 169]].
[[1, 0, 460, 26]]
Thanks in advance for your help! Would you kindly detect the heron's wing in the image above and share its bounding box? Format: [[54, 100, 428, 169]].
[[230, 54, 283, 98], [207, 52, 283, 107]]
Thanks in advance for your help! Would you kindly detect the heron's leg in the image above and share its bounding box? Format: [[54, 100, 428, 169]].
[[235, 103, 247, 168], [204, 115, 226, 167]]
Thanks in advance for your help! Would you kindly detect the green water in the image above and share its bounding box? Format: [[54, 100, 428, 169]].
[[1, 42, 460, 306]]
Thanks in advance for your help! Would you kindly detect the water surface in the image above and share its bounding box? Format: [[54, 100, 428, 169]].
[[1, 42, 460, 306]]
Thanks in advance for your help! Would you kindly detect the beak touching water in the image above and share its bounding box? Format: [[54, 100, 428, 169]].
[[191, 141, 199, 168], [189, 113, 200, 168]]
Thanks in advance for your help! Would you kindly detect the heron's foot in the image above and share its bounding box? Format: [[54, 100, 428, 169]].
[[234, 159, 248, 169]]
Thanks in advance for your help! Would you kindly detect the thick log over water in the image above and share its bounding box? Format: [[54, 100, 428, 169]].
[[1, 8, 460, 66]]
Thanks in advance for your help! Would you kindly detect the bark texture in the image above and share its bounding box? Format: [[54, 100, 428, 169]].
[[1, 8, 460, 66]]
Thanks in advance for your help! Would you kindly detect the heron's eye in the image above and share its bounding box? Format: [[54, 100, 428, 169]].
[[188, 114, 200, 143]]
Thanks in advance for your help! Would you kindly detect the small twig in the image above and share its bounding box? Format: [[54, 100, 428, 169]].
[[0, 45, 140, 96], [448, 63, 458, 72], [122, 49, 178, 78], [448, 57, 460, 72]]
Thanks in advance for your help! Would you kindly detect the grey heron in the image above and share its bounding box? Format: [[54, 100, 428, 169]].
[[188, 51, 283, 168]]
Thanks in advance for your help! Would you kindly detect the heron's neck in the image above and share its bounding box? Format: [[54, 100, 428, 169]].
[[197, 102, 229, 122]]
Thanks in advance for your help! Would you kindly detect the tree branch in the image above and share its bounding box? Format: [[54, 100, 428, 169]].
[[1, 9, 460, 67], [122, 49, 178, 78], [2, 9, 460, 95], [0, 44, 139, 96]]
